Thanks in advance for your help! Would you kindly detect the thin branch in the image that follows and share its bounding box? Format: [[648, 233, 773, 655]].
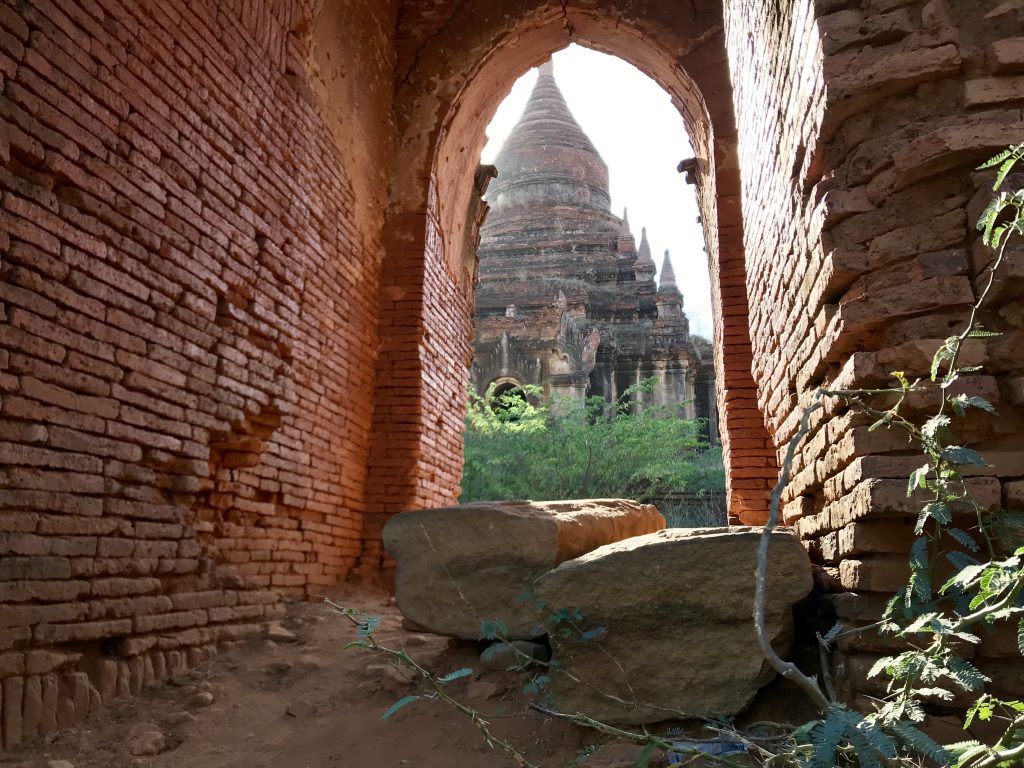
[[527, 704, 753, 767], [326, 600, 540, 768], [755, 398, 831, 712]]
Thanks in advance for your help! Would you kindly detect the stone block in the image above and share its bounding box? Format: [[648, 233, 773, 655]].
[[964, 77, 1024, 108], [384, 499, 665, 639], [534, 527, 812, 723], [839, 556, 910, 592], [1, 675, 24, 749], [39, 674, 58, 735], [22, 675, 41, 740]]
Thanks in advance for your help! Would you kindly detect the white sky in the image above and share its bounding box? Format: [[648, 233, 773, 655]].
[[480, 44, 713, 339]]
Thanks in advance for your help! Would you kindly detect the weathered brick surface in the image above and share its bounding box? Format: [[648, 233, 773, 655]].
[[726, 0, 1024, 696], [2, 0, 1023, 747], [0, 0, 396, 747]]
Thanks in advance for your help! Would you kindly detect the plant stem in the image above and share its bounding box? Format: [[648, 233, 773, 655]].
[[755, 398, 831, 712]]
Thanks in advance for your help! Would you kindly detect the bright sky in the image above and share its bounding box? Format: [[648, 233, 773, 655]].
[[480, 44, 712, 339]]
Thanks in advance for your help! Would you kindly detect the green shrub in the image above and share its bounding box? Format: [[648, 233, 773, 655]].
[[460, 379, 725, 521]]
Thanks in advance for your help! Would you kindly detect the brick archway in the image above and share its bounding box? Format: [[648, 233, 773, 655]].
[[359, 1, 779, 571]]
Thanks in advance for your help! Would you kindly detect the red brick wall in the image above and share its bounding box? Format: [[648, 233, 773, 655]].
[[0, 0, 395, 747], [366, 0, 780, 572], [725, 0, 1024, 704], [4, 0, 1023, 748], [359, 180, 475, 575]]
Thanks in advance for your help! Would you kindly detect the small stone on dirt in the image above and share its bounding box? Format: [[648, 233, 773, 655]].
[[127, 724, 166, 756], [285, 699, 317, 718], [267, 622, 298, 643], [188, 691, 215, 710], [466, 679, 504, 700], [166, 711, 197, 726], [266, 661, 293, 675], [357, 662, 416, 696], [401, 634, 435, 648], [356, 680, 378, 696], [293, 656, 321, 674], [367, 663, 415, 684]]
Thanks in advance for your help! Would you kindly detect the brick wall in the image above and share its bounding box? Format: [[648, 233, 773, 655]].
[[4, 0, 1023, 749], [0, 0, 395, 747], [724, 0, 1024, 705]]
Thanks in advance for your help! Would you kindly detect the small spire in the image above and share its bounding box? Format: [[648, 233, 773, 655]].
[[660, 249, 677, 288], [538, 59, 555, 80], [637, 227, 653, 262], [618, 208, 633, 241]]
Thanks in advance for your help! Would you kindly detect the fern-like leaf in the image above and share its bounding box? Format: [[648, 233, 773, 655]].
[[809, 709, 846, 768], [868, 656, 897, 679], [948, 527, 980, 552], [917, 501, 951, 534], [438, 667, 473, 683], [941, 445, 989, 467], [911, 537, 930, 570], [631, 742, 656, 768], [987, 142, 1024, 189], [382, 695, 419, 720], [946, 655, 990, 691], [821, 621, 843, 645], [853, 717, 897, 758], [890, 720, 953, 764], [566, 745, 597, 767]]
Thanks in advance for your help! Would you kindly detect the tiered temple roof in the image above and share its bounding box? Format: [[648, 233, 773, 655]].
[[471, 59, 716, 434]]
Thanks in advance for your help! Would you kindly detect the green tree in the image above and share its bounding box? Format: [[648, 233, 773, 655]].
[[460, 379, 726, 526]]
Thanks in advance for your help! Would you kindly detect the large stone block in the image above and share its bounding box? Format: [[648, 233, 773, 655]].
[[534, 527, 812, 724], [383, 499, 665, 639]]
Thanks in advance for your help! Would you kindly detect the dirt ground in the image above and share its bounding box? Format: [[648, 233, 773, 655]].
[[3, 584, 673, 768]]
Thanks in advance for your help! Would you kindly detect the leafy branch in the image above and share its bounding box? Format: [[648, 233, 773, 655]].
[[325, 599, 541, 768]]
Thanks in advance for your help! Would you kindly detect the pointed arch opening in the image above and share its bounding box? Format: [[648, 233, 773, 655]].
[[359, 3, 781, 572]]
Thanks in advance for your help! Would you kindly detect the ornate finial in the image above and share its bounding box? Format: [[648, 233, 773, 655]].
[[619, 208, 632, 240], [538, 59, 555, 79]]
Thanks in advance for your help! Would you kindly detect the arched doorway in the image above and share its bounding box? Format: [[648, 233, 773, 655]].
[[359, 1, 780, 572]]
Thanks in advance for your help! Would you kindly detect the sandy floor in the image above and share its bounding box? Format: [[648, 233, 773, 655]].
[[5, 584, 665, 768]]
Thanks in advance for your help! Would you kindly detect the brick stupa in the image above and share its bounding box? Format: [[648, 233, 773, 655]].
[[471, 59, 717, 434]]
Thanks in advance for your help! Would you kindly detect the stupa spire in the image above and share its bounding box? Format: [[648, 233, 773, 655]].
[[656, 249, 684, 321], [659, 249, 677, 289], [637, 227, 654, 266], [617, 207, 635, 255], [486, 57, 611, 214]]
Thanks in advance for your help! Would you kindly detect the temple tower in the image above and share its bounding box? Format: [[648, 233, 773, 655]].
[[471, 60, 716, 435]]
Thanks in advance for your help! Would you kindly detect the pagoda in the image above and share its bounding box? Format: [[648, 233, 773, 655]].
[[471, 60, 717, 437]]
